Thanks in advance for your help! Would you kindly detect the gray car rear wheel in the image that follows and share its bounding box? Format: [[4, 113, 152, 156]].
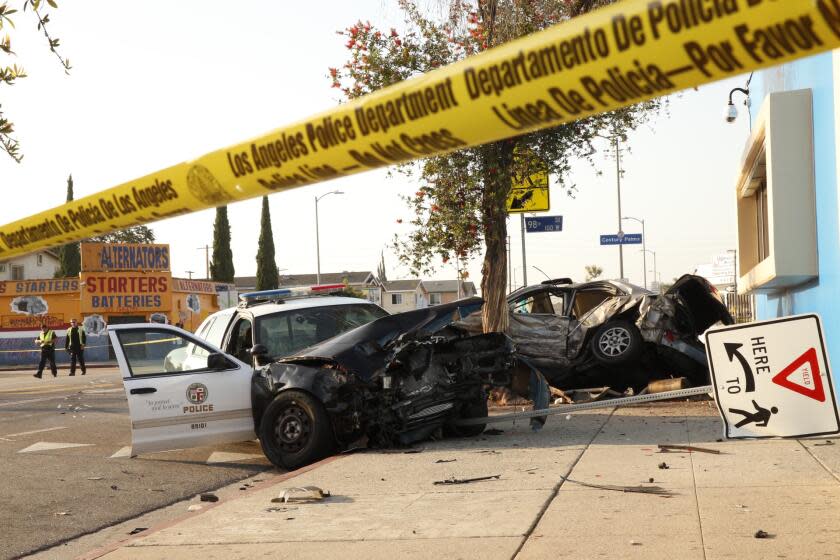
[[590, 320, 643, 365]]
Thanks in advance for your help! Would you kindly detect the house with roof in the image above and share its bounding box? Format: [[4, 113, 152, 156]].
[[0, 249, 60, 281], [422, 279, 477, 305], [381, 279, 427, 313]]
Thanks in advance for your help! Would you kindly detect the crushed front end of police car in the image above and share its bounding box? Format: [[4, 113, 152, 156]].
[[250, 298, 514, 469]]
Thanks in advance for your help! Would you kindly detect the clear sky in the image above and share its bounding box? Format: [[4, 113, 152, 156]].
[[0, 1, 755, 290]]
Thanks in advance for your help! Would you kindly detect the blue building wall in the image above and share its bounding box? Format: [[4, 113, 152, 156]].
[[749, 53, 840, 363]]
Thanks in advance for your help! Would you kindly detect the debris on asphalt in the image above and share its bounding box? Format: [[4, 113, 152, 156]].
[[475, 450, 500, 455], [266, 506, 298, 513], [814, 440, 834, 446], [54, 511, 71, 516], [648, 478, 654, 483], [484, 429, 504, 435], [86, 476, 104, 481], [110, 485, 119, 490], [629, 540, 642, 546], [128, 528, 147, 535], [187, 505, 202, 512], [433, 474, 501, 485], [558, 475, 674, 496], [754, 530, 771, 539], [272, 486, 331, 503], [200, 493, 219, 502], [435, 459, 457, 463], [658, 462, 670, 470], [658, 444, 721, 455]]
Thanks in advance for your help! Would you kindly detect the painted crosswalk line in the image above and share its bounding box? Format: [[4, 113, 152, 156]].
[[206, 451, 264, 464], [18, 441, 94, 453], [109, 446, 132, 458]]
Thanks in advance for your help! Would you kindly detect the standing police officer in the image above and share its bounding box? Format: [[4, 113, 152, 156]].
[[65, 318, 87, 376], [33, 322, 58, 378]]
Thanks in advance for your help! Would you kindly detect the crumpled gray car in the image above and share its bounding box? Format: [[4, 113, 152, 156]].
[[456, 274, 733, 391]]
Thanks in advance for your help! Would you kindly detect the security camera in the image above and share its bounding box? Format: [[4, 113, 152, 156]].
[[725, 102, 738, 123]]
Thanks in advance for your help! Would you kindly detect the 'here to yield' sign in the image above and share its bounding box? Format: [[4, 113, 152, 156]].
[[705, 314, 840, 439]]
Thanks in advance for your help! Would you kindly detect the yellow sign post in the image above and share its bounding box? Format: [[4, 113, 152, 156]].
[[0, 1, 837, 258]]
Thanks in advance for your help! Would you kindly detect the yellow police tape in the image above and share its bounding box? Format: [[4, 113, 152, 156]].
[[0, 0, 837, 258]]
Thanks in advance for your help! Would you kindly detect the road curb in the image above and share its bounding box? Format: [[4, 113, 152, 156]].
[[74, 454, 343, 560]]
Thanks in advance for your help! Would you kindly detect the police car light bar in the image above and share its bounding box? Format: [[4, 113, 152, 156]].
[[238, 284, 346, 306]]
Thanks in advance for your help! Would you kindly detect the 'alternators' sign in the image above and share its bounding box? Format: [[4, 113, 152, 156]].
[[81, 243, 170, 273]]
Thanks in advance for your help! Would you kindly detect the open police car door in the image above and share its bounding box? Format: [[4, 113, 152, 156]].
[[108, 324, 255, 455]]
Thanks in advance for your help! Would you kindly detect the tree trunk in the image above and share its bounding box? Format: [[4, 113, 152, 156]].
[[480, 141, 514, 333]]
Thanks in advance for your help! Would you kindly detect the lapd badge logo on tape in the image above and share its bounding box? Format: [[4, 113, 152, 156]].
[[705, 314, 840, 440], [186, 383, 208, 405]]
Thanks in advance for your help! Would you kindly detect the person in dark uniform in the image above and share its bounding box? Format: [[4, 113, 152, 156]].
[[64, 318, 87, 376], [33, 322, 58, 378]]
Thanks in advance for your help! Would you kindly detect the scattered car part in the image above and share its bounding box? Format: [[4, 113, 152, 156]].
[[657, 444, 721, 454], [558, 474, 673, 495], [433, 474, 501, 485], [199, 493, 219, 502], [647, 378, 689, 393], [272, 486, 330, 503]]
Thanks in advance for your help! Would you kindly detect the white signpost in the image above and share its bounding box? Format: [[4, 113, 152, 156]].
[[706, 314, 840, 439]]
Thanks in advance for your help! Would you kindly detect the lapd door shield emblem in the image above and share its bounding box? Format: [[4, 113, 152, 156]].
[[186, 383, 208, 405]]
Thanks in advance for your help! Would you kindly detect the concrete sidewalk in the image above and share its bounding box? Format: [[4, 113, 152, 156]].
[[76, 401, 840, 560]]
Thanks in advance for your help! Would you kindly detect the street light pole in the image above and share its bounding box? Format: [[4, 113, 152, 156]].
[[315, 191, 343, 284], [623, 216, 646, 289], [615, 137, 624, 281]]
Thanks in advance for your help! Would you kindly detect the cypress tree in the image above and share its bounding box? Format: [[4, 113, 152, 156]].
[[210, 206, 235, 282], [255, 196, 279, 290], [56, 174, 81, 277]]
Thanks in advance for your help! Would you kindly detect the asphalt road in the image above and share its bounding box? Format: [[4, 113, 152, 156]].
[[0, 368, 275, 560]]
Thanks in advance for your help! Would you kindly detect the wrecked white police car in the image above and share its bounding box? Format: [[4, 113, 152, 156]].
[[109, 288, 512, 470]]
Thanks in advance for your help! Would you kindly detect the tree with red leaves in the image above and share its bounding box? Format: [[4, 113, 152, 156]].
[[331, 0, 661, 332]]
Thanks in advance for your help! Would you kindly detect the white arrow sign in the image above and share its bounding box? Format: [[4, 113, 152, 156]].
[[705, 314, 840, 439]]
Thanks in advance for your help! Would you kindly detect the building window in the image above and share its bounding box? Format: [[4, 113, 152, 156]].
[[391, 293, 403, 305], [0, 263, 6, 273], [36, 254, 43, 266], [11, 265, 24, 280], [755, 180, 770, 262], [430, 293, 442, 305]]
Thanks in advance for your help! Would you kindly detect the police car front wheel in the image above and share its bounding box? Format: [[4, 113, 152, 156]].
[[258, 390, 335, 470]]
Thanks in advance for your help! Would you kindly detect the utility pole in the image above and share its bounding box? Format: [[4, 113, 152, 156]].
[[315, 191, 343, 284], [186, 270, 194, 280], [520, 214, 528, 287], [615, 137, 624, 281], [197, 245, 210, 279]]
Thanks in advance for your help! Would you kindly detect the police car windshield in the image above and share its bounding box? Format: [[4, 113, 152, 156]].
[[255, 303, 388, 359]]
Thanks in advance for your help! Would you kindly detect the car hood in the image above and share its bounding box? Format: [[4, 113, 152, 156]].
[[277, 298, 484, 378]]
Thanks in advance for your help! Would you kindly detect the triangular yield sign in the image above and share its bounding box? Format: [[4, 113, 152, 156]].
[[772, 348, 825, 402]]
